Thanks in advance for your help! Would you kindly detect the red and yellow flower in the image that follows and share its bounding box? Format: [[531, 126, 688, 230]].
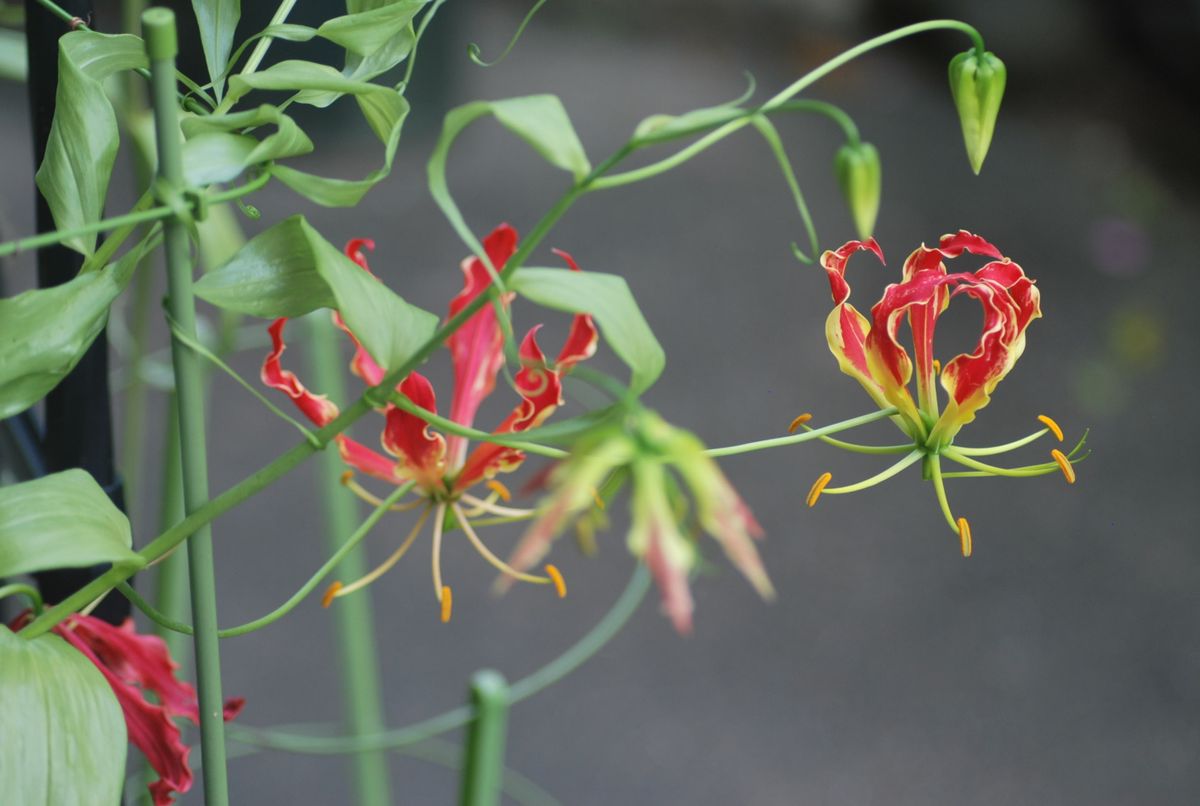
[[263, 224, 595, 618], [803, 231, 1083, 553]]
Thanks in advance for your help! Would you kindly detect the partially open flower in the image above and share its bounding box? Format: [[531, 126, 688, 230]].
[[8, 612, 243, 806], [506, 410, 773, 633]]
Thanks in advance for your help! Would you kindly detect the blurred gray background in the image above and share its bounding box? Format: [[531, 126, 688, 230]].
[[3, 0, 1199, 803]]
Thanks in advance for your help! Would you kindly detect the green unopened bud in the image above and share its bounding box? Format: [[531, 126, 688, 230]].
[[948, 49, 1007, 174], [834, 141, 881, 240]]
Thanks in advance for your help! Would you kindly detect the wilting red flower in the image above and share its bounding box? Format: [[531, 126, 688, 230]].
[[8, 612, 243, 806], [263, 223, 596, 616], [804, 231, 1081, 554]]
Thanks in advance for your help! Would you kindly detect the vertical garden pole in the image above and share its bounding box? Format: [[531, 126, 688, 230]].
[[459, 670, 511, 806], [308, 315, 393, 806], [142, 8, 230, 804]]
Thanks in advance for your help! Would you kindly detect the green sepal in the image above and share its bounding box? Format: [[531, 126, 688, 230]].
[[834, 141, 882, 239], [948, 49, 1007, 174], [0, 627, 127, 806], [194, 215, 438, 373], [0, 469, 144, 578]]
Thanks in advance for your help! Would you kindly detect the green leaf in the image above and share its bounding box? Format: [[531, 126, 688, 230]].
[[191, 0, 241, 99], [195, 216, 438, 372], [0, 627, 127, 806], [511, 268, 664, 394], [181, 104, 314, 186], [0, 237, 153, 418], [0, 469, 143, 578], [35, 32, 147, 255], [225, 61, 410, 206], [428, 95, 589, 272]]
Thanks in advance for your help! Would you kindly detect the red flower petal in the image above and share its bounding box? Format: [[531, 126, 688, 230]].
[[446, 224, 518, 467], [335, 240, 388, 387], [549, 249, 599, 370], [644, 522, 695, 635], [382, 372, 447, 492], [262, 318, 340, 427]]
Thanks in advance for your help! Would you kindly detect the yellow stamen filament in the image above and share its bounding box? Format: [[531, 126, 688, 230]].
[[545, 564, 567, 598], [458, 492, 535, 518], [341, 472, 425, 512], [440, 586, 453, 622], [321, 581, 343, 608], [932, 359, 942, 374], [486, 479, 513, 501], [431, 503, 448, 602], [1050, 449, 1076, 484], [788, 413, 813, 434], [957, 517, 972, 557], [452, 504, 555, 585], [591, 487, 606, 510], [807, 472, 832, 507], [1038, 414, 1064, 442], [329, 506, 432, 600]]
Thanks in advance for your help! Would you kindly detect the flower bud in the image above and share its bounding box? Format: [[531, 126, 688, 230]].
[[948, 49, 1007, 174], [834, 141, 882, 239]]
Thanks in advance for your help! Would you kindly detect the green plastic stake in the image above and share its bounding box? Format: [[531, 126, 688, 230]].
[[459, 670, 511, 806], [142, 7, 231, 805]]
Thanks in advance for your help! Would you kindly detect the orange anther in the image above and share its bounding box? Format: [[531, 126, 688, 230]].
[[788, 413, 813, 434], [440, 586, 453, 623], [957, 518, 973, 557], [486, 479, 512, 502], [1050, 449, 1075, 484], [339, 470, 355, 485], [1038, 414, 1064, 442], [321, 581, 343, 608], [545, 564, 567, 598], [806, 472, 832, 507], [932, 359, 942, 374], [591, 487, 606, 510]]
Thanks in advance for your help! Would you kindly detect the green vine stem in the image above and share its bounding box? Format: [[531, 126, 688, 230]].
[[307, 314, 393, 806], [0, 583, 44, 615], [143, 9, 230, 804], [460, 671, 510, 806]]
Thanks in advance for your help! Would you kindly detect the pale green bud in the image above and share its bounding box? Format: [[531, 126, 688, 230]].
[[948, 49, 1007, 174], [834, 141, 882, 240]]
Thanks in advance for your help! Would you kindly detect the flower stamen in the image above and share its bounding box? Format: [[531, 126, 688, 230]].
[[323, 505, 432, 602], [458, 492, 536, 518], [321, 582, 343, 608], [545, 564, 567, 598], [1037, 414, 1064, 442], [452, 503, 559, 586], [341, 471, 425, 511], [957, 517, 972, 557], [819, 450, 925, 496], [440, 586, 453, 623], [788, 413, 813, 434], [1050, 449, 1076, 484], [486, 480, 512, 501], [807, 472, 833, 507], [431, 503, 448, 602]]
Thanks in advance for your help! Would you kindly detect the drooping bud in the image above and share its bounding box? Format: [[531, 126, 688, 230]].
[[834, 141, 882, 239], [948, 49, 1007, 174]]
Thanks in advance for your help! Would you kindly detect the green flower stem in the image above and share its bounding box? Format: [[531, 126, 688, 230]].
[[822, 450, 924, 495], [153, 402, 190, 660], [390, 393, 568, 458], [705, 407, 899, 457], [951, 428, 1048, 456], [798, 428, 912, 455], [401, 0, 450, 89], [785, 99, 861, 144], [0, 583, 44, 615], [308, 314, 393, 806], [0, 172, 270, 260], [143, 10, 229, 804], [114, 482, 414, 639], [226, 564, 651, 755], [592, 20, 984, 190], [460, 670, 511, 806]]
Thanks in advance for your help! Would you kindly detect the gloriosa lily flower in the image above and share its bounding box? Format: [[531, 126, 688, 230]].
[[8, 611, 243, 806], [802, 231, 1084, 554], [503, 410, 774, 633], [263, 224, 596, 619]]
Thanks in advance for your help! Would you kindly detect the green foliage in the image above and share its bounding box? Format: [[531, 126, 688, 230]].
[[194, 215, 438, 372], [511, 268, 664, 394], [182, 104, 313, 186], [191, 0, 241, 98], [0, 470, 143, 578], [0, 236, 153, 418], [0, 627, 127, 806], [35, 32, 147, 255]]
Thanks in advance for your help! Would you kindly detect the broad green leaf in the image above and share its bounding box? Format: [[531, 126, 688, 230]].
[[0, 469, 143, 578], [181, 104, 314, 186], [195, 216, 438, 372], [191, 0, 240, 98], [511, 268, 664, 393], [428, 95, 589, 276], [0, 237, 153, 418], [0, 627, 127, 806], [35, 32, 147, 255]]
